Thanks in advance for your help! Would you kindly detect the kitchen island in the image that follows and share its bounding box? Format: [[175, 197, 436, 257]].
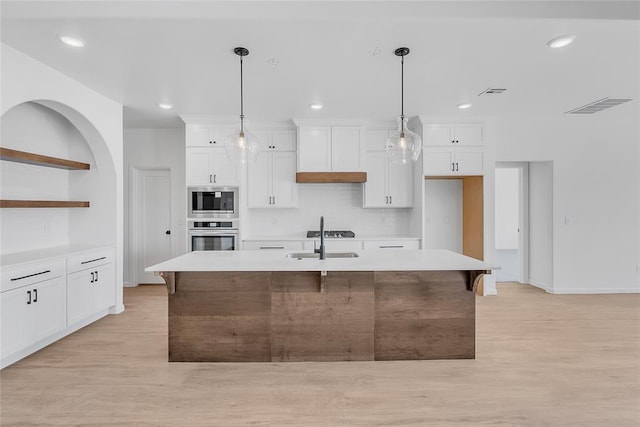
[[146, 249, 493, 362]]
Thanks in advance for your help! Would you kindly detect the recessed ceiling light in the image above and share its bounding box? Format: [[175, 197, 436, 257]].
[[309, 104, 323, 110], [158, 103, 173, 110], [457, 103, 472, 110], [59, 35, 85, 48], [547, 34, 576, 48]]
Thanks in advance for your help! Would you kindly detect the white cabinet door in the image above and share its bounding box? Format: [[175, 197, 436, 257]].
[[66, 269, 94, 325], [423, 126, 453, 146], [331, 126, 362, 171], [93, 264, 115, 312], [363, 151, 388, 208], [29, 277, 66, 343], [210, 150, 238, 185], [185, 125, 213, 147], [387, 160, 413, 207], [365, 129, 390, 151], [298, 126, 331, 171], [424, 147, 456, 175], [0, 287, 31, 359], [242, 241, 304, 251], [272, 129, 296, 151], [248, 151, 272, 207], [186, 149, 213, 185], [272, 151, 297, 207], [453, 126, 483, 145], [455, 147, 484, 175]]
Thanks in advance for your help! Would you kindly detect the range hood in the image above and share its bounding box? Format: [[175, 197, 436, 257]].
[[296, 172, 367, 183]]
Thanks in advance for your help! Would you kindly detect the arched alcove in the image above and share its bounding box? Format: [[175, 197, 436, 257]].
[[1, 100, 117, 253]]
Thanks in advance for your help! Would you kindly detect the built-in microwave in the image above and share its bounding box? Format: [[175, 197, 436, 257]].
[[188, 186, 238, 218]]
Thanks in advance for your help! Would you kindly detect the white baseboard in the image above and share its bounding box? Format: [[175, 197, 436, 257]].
[[123, 281, 137, 288], [109, 304, 125, 314], [548, 287, 640, 294], [528, 279, 553, 293]]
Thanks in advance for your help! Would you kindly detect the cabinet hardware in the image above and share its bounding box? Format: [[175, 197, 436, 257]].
[[81, 256, 106, 265], [273, 196, 276, 205], [166, 230, 171, 235], [455, 162, 459, 172], [90, 272, 95, 283], [95, 271, 99, 282], [27, 290, 32, 304], [213, 174, 217, 183], [260, 246, 284, 249], [389, 196, 392, 204], [11, 270, 51, 281], [209, 174, 212, 183], [33, 289, 38, 303], [452, 162, 455, 171], [380, 245, 404, 248]]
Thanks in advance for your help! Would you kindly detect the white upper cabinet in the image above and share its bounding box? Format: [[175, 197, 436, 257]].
[[363, 128, 413, 208], [296, 122, 364, 172], [185, 123, 235, 147], [422, 122, 484, 176], [186, 148, 239, 185], [423, 124, 483, 146], [248, 128, 298, 208]]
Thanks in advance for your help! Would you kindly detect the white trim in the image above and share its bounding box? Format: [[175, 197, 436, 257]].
[[109, 304, 125, 314], [529, 279, 553, 293], [548, 288, 640, 294]]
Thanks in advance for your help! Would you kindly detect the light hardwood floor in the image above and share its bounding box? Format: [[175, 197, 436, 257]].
[[1, 283, 639, 426]]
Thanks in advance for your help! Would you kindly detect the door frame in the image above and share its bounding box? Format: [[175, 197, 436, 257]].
[[495, 162, 529, 284], [130, 167, 173, 287]]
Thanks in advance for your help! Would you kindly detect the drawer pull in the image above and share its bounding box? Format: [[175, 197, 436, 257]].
[[379, 245, 404, 249], [260, 246, 285, 249], [81, 256, 106, 265], [11, 270, 51, 281]]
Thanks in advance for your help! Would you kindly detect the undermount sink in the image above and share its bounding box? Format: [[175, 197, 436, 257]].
[[285, 252, 359, 259]]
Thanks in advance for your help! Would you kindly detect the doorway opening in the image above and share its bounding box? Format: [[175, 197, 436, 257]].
[[495, 163, 529, 284]]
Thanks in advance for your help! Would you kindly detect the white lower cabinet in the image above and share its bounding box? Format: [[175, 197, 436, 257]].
[[303, 240, 363, 252], [362, 240, 420, 250], [1, 276, 66, 362], [1, 246, 115, 369], [67, 250, 115, 326], [243, 240, 304, 251]]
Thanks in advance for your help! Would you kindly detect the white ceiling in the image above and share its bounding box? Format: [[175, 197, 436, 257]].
[[1, 1, 639, 128]]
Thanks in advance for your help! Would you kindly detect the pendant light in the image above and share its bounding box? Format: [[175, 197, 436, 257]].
[[226, 47, 258, 164], [386, 47, 422, 164]]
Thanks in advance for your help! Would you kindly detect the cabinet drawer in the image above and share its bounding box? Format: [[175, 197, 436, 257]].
[[243, 241, 304, 251], [363, 240, 420, 250], [67, 247, 114, 274], [1, 259, 66, 293]]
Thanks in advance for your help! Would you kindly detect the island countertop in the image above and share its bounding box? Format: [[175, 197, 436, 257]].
[[146, 249, 494, 273]]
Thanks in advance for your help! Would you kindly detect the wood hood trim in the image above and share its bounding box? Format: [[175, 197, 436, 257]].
[[296, 172, 367, 183]]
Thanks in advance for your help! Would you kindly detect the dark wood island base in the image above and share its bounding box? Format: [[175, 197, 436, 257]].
[[163, 270, 483, 362]]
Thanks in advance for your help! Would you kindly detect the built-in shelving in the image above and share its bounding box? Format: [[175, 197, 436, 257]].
[[0, 147, 91, 208], [0, 147, 90, 170]]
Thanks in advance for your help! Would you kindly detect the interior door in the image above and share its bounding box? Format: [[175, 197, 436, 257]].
[[137, 169, 172, 284]]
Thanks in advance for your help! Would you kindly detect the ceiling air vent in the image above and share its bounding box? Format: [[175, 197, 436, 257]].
[[478, 87, 507, 96], [565, 97, 632, 114]]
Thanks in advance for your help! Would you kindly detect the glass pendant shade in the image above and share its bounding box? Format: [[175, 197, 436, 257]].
[[387, 116, 422, 164], [225, 126, 258, 164]]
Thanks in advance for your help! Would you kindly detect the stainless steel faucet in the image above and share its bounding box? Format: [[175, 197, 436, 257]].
[[314, 216, 326, 260]]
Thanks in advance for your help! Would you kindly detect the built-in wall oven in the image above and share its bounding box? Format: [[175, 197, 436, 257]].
[[188, 220, 239, 251], [188, 186, 238, 218]]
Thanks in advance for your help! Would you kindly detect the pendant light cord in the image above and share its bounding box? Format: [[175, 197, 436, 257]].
[[400, 54, 404, 120], [240, 54, 244, 133]]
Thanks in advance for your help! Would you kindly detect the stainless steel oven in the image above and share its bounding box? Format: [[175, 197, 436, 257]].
[[188, 220, 239, 251], [188, 186, 238, 218]]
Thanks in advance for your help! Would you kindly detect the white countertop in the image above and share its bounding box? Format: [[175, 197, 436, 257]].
[[146, 249, 495, 273], [1, 244, 112, 268]]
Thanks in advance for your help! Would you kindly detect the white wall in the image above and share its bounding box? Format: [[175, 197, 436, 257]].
[[123, 128, 186, 286], [492, 111, 639, 294], [495, 168, 520, 249], [246, 183, 415, 238], [1, 44, 125, 311], [528, 161, 553, 291]]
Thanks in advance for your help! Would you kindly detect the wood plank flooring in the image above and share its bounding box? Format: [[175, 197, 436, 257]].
[[1, 283, 639, 426]]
